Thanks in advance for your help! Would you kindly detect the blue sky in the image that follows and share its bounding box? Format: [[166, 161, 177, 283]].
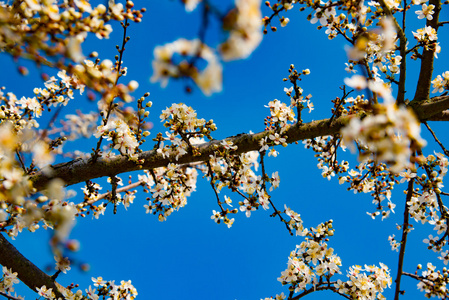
[[1, 0, 449, 299]]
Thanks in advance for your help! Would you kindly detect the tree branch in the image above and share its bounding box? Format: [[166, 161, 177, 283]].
[[394, 178, 414, 300], [412, 0, 441, 102], [30, 95, 449, 191], [290, 284, 351, 299], [31, 114, 353, 191], [426, 109, 449, 121], [410, 95, 449, 120], [0, 234, 66, 299]]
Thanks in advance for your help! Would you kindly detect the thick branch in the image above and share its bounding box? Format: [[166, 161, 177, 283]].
[[30, 95, 449, 191], [31, 114, 352, 191], [410, 95, 449, 120], [0, 234, 66, 299], [427, 109, 449, 121], [412, 0, 441, 102]]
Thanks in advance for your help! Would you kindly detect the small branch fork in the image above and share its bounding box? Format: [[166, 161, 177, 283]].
[[259, 151, 292, 235], [423, 121, 449, 157], [206, 160, 226, 213], [290, 283, 351, 300]]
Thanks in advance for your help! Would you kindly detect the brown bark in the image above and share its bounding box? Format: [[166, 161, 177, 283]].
[[0, 234, 66, 299], [412, 0, 441, 102], [30, 95, 449, 191]]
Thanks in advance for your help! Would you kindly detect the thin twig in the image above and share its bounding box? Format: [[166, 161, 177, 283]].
[[15, 150, 26, 173], [92, 19, 130, 163], [423, 121, 449, 156], [86, 180, 145, 206], [0, 291, 23, 300], [259, 151, 292, 234], [206, 160, 226, 212], [394, 178, 414, 300]]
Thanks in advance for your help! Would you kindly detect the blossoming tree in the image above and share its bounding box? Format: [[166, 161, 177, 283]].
[[0, 0, 448, 299]]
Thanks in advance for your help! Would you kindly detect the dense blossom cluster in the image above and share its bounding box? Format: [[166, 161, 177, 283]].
[[143, 164, 199, 222], [341, 102, 426, 173], [277, 221, 341, 292], [277, 220, 391, 299], [33, 276, 138, 300], [334, 263, 392, 299], [208, 150, 263, 226], [0, 0, 144, 70], [157, 103, 216, 159], [94, 119, 139, 157], [0, 0, 447, 299], [415, 263, 449, 299]]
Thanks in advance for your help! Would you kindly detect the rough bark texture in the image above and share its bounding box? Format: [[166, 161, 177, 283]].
[[30, 95, 449, 191]]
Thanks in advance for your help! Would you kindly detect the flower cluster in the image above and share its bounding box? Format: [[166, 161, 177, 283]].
[[207, 150, 267, 225], [407, 152, 448, 251], [409, 191, 440, 226], [260, 97, 296, 155], [54, 255, 71, 274], [0, 0, 144, 72], [157, 103, 216, 160], [415, 263, 449, 299], [143, 165, 199, 222], [388, 234, 400, 252], [90, 277, 138, 300], [303, 132, 400, 220], [94, 119, 139, 157], [341, 102, 426, 173], [303, 135, 349, 181], [0, 121, 79, 242], [432, 71, 449, 94], [220, 0, 263, 61], [2, 72, 82, 134], [36, 70, 85, 108], [151, 39, 222, 95], [36, 276, 138, 300], [0, 266, 20, 298], [71, 58, 140, 105], [413, 26, 438, 43], [334, 263, 392, 299], [284, 205, 305, 236], [278, 220, 341, 292], [266, 99, 296, 131], [347, 17, 398, 62]]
